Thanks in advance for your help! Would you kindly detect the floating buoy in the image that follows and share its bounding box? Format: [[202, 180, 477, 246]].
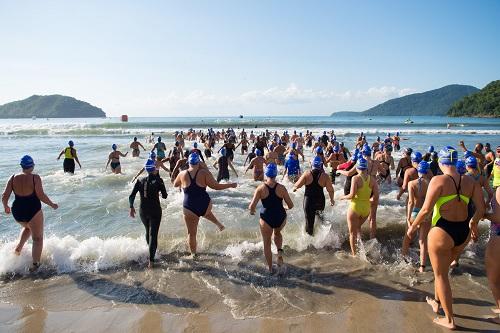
[[121, 115, 128, 122]]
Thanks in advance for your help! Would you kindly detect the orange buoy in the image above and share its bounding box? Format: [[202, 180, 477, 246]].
[[121, 115, 128, 122]]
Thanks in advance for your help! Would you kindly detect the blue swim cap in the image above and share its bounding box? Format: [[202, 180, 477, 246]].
[[188, 152, 200, 165], [292, 142, 297, 149], [463, 150, 473, 159], [323, 131, 326, 135], [145, 159, 156, 173], [193, 142, 198, 148], [379, 144, 384, 151], [456, 160, 466, 175], [256, 149, 263, 156], [312, 156, 323, 169], [387, 132, 391, 137], [149, 151, 156, 159], [396, 132, 400, 136], [465, 156, 477, 168], [158, 137, 162, 142], [411, 152, 422, 163], [20, 155, 35, 169], [315, 146, 323, 154], [112, 144, 117, 150], [356, 157, 368, 170], [362, 147, 371, 156], [428, 145, 434, 153], [438, 146, 458, 166], [333, 145, 340, 152], [220, 147, 227, 156], [377, 136, 380, 142], [417, 161, 429, 174], [68, 140, 74, 147], [265, 163, 278, 178]]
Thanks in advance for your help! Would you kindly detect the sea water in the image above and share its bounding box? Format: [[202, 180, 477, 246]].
[[0, 115, 498, 275]]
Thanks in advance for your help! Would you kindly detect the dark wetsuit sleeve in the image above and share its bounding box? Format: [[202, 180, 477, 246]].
[[159, 178, 168, 199], [129, 180, 141, 208]]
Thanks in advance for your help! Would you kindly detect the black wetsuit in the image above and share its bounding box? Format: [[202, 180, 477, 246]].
[[217, 156, 230, 182], [129, 174, 168, 262], [303, 169, 326, 235]]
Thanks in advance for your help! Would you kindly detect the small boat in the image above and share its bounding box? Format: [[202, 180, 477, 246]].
[[239, 115, 243, 119], [404, 118, 413, 124]]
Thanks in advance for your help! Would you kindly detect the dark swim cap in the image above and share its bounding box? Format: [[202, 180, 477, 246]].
[[145, 159, 156, 173], [112, 144, 117, 150], [20, 155, 35, 169], [68, 140, 74, 147]]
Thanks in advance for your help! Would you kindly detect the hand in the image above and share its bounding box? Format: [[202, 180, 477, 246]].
[[330, 200, 335, 206], [470, 222, 478, 242], [51, 203, 59, 210], [249, 210, 255, 215], [293, 187, 297, 192], [4, 206, 11, 214], [230, 183, 237, 188], [396, 194, 401, 201], [406, 224, 417, 239], [130, 207, 136, 218]]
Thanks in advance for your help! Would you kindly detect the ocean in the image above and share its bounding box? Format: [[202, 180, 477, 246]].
[[0, 115, 499, 332]]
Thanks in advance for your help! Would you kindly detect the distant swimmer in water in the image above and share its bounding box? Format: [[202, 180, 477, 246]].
[[340, 157, 379, 256], [245, 149, 266, 181], [282, 152, 301, 183], [131, 151, 170, 183], [105, 144, 128, 174], [243, 147, 257, 167], [484, 186, 500, 323], [213, 147, 238, 182], [152, 137, 167, 160], [249, 163, 294, 273], [129, 159, 168, 269], [402, 161, 431, 272], [57, 140, 82, 174], [173, 152, 237, 256], [293, 156, 335, 236], [407, 146, 484, 330], [130, 137, 146, 157], [2, 155, 58, 272]]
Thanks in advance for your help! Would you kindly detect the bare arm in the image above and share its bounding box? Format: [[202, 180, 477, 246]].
[[138, 143, 146, 150], [408, 177, 441, 233], [173, 172, 182, 188], [341, 176, 358, 200], [131, 168, 145, 183], [57, 149, 65, 160], [470, 182, 486, 241], [228, 160, 238, 177], [119, 151, 128, 157], [324, 175, 335, 205], [105, 157, 111, 170], [204, 171, 236, 190], [34, 176, 57, 208], [407, 183, 416, 224], [293, 172, 307, 191], [2, 177, 13, 213], [281, 185, 294, 209], [248, 187, 261, 215], [338, 167, 357, 177]]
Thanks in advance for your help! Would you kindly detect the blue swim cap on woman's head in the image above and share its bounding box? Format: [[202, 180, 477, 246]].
[[463, 150, 473, 159], [465, 156, 477, 168], [362, 147, 371, 156], [456, 160, 466, 175], [312, 156, 323, 169], [220, 147, 227, 156], [292, 142, 297, 149], [417, 161, 429, 174], [315, 146, 323, 154], [438, 146, 458, 166], [428, 145, 434, 153], [158, 137, 162, 142], [356, 157, 368, 170], [268, 144, 274, 151], [256, 149, 263, 156], [333, 145, 340, 152], [112, 144, 117, 150], [68, 140, 74, 147], [193, 142, 198, 148], [149, 151, 156, 159], [20, 155, 35, 169], [188, 152, 200, 165], [145, 159, 156, 173], [265, 163, 278, 178], [411, 152, 422, 163]]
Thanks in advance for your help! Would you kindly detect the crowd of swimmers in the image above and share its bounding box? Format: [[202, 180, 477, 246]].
[[1, 127, 500, 329]]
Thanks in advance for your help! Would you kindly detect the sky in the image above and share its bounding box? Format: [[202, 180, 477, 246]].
[[0, 0, 499, 117]]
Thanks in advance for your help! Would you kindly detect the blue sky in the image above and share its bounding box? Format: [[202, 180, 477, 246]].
[[1, 0, 499, 116]]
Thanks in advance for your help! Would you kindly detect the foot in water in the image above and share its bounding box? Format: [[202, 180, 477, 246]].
[[147, 260, 154, 269], [217, 223, 225, 232], [433, 316, 456, 330], [29, 262, 40, 273], [419, 264, 426, 273], [426, 296, 440, 313]]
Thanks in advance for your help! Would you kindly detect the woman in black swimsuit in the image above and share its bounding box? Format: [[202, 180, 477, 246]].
[[2, 155, 58, 272], [395, 148, 412, 187]]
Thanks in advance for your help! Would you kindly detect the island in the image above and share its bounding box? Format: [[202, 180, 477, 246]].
[[0, 95, 106, 118], [448, 80, 500, 118]]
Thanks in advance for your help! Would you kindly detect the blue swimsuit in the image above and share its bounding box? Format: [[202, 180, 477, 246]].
[[260, 183, 286, 229], [183, 169, 211, 217]]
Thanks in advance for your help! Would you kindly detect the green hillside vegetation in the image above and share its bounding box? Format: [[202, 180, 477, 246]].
[[362, 84, 479, 116], [0, 95, 106, 118], [448, 80, 500, 117]]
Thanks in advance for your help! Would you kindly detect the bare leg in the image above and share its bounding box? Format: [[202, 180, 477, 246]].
[[369, 199, 377, 239], [203, 203, 225, 231], [347, 208, 358, 256], [427, 228, 457, 330], [485, 235, 500, 319], [15, 224, 31, 254], [419, 221, 431, 272], [259, 220, 274, 272], [29, 211, 44, 264], [183, 208, 200, 255], [274, 221, 286, 266]]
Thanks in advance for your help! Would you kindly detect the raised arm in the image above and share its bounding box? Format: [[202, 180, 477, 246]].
[[34, 175, 57, 209], [138, 142, 146, 151]]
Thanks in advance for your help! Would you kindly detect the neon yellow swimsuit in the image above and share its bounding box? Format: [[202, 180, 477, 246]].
[[350, 175, 372, 218], [494, 158, 500, 188], [431, 193, 470, 226], [64, 147, 75, 159]]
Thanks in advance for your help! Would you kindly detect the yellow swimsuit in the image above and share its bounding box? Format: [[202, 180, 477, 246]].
[[350, 175, 372, 218]]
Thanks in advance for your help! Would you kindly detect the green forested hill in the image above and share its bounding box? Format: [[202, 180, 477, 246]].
[[448, 80, 500, 117], [0, 95, 106, 118]]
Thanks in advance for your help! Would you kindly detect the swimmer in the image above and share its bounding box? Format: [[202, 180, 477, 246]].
[[129, 159, 168, 269], [265, 144, 279, 164], [402, 161, 431, 272], [376, 144, 394, 184], [105, 144, 128, 174], [282, 152, 301, 183], [131, 152, 170, 184], [173, 153, 237, 256], [293, 156, 335, 236], [243, 147, 257, 167], [245, 149, 266, 181], [2, 155, 58, 272], [407, 146, 484, 330], [274, 141, 287, 166], [213, 147, 238, 182], [340, 157, 379, 255], [235, 137, 249, 155], [57, 140, 82, 174], [325, 144, 346, 185], [152, 137, 167, 160], [130, 137, 146, 157], [395, 148, 413, 187], [249, 163, 294, 273]]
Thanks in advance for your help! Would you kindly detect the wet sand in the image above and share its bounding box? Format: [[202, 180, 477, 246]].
[[1, 249, 498, 333]]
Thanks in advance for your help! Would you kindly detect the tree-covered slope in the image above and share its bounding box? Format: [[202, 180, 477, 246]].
[[363, 84, 479, 116], [0, 95, 106, 118], [448, 80, 500, 117]]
